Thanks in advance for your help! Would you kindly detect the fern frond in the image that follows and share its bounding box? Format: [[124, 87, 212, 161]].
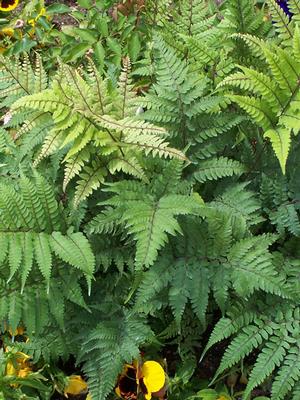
[[63, 148, 90, 191], [126, 194, 197, 268], [229, 235, 288, 297], [193, 156, 246, 183], [222, 34, 300, 172], [214, 324, 270, 381], [207, 302, 300, 399], [115, 57, 136, 119], [80, 311, 152, 400], [0, 175, 95, 293], [243, 335, 289, 399], [267, 0, 294, 43], [74, 161, 107, 207], [226, 94, 274, 130], [34, 233, 52, 291], [272, 347, 300, 400], [201, 309, 258, 359], [210, 183, 263, 231], [50, 232, 95, 293], [221, 0, 269, 36], [11, 59, 185, 204], [288, 0, 300, 22], [264, 128, 291, 174]]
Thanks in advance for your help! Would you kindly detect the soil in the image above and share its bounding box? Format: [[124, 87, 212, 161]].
[[45, 0, 81, 27]]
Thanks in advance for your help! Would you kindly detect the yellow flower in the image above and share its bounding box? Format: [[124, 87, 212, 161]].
[[28, 7, 48, 27], [115, 360, 166, 400], [28, 18, 35, 27], [17, 366, 32, 378], [0, 27, 14, 36], [6, 351, 32, 378], [141, 361, 165, 400], [115, 364, 138, 399], [8, 325, 25, 336], [64, 375, 89, 396], [0, 0, 19, 12], [38, 7, 46, 18]]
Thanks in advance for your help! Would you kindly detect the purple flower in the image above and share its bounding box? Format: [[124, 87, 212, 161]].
[[277, 0, 293, 17]]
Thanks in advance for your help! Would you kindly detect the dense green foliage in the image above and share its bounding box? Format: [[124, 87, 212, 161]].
[[1, 0, 300, 399]]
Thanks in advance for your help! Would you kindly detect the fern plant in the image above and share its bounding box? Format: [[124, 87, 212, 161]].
[[0, 171, 94, 334], [219, 20, 300, 173], [136, 35, 247, 184], [1, 1, 300, 400], [88, 160, 199, 268], [204, 297, 300, 400]]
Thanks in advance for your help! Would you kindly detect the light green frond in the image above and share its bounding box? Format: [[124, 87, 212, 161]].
[[74, 161, 107, 207], [267, 0, 294, 43], [115, 57, 136, 119], [226, 94, 275, 130], [107, 155, 147, 181], [123, 131, 187, 160], [264, 127, 291, 174], [288, 0, 300, 22], [231, 33, 266, 59], [63, 147, 90, 191]]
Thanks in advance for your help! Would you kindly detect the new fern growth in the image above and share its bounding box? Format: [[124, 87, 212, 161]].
[[10, 57, 186, 206]]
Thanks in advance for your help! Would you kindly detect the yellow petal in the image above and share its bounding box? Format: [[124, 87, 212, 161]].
[[16, 352, 31, 362], [141, 361, 165, 399], [18, 367, 32, 378], [64, 375, 88, 395], [6, 360, 16, 376], [6, 351, 31, 377], [37, 7, 46, 18], [0, 0, 19, 12], [115, 386, 121, 397], [1, 28, 14, 37], [86, 394, 92, 400]]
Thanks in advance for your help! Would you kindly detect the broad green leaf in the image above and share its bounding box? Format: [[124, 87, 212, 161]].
[[47, 3, 71, 14], [128, 33, 141, 62]]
